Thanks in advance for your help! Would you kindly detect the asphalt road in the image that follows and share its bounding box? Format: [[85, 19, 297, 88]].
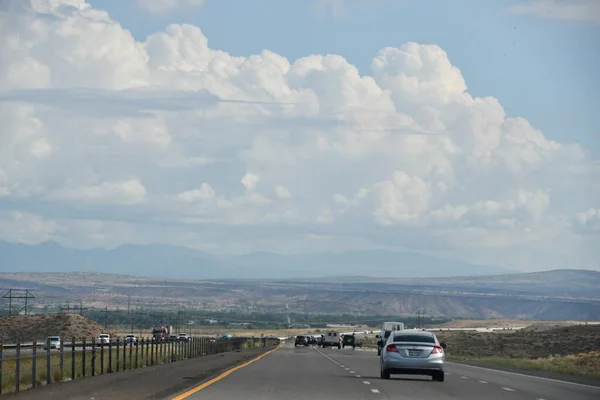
[[176, 345, 600, 400]]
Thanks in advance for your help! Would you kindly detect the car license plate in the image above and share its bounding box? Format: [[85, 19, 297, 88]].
[[408, 350, 421, 356]]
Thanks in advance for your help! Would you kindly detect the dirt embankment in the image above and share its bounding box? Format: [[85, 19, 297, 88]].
[[0, 313, 111, 343], [438, 325, 600, 359]]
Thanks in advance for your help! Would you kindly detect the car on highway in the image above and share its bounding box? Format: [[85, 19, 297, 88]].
[[177, 333, 191, 342], [96, 334, 111, 345], [342, 334, 356, 349], [380, 330, 446, 382], [321, 330, 342, 349], [125, 334, 137, 344], [44, 336, 61, 350], [294, 335, 309, 347]]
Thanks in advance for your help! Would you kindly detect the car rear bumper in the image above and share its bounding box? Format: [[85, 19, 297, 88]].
[[383, 358, 444, 372]]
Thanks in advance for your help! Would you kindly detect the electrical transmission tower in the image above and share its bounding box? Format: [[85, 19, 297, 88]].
[[60, 300, 88, 315], [2, 289, 35, 316]]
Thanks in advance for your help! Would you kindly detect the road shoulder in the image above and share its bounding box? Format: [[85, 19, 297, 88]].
[[1, 348, 270, 400], [447, 360, 600, 387]]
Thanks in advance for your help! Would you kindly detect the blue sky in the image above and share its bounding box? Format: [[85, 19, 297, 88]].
[[90, 0, 599, 158], [2, 0, 599, 271]]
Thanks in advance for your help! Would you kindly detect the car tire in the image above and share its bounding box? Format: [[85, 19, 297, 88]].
[[380, 366, 390, 379], [433, 371, 445, 382], [377, 349, 381, 356], [338, 344, 341, 349]]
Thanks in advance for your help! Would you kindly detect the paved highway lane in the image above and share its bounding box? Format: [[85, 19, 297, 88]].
[[174, 345, 599, 400], [319, 347, 600, 400]]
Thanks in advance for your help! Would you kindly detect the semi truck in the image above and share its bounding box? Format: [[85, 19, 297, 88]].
[[152, 325, 173, 341]]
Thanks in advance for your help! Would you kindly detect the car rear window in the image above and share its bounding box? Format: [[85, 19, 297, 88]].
[[393, 334, 435, 343], [297, 335, 305, 339]]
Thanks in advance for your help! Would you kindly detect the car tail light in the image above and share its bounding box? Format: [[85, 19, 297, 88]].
[[430, 345, 444, 354], [385, 344, 399, 353]]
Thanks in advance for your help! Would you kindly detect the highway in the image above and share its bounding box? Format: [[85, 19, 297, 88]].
[[173, 345, 600, 400]]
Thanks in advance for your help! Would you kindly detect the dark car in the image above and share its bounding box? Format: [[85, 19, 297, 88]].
[[294, 335, 309, 347], [342, 334, 356, 349]]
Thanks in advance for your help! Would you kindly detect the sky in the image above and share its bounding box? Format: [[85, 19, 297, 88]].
[[0, 0, 598, 272]]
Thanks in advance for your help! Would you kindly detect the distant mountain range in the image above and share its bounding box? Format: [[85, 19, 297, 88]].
[[0, 240, 518, 280]]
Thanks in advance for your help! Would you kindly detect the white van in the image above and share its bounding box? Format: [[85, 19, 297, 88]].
[[321, 330, 342, 349], [376, 322, 404, 355]]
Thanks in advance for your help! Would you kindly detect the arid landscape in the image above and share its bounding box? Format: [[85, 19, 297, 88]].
[[0, 313, 110, 343], [1, 269, 599, 320]]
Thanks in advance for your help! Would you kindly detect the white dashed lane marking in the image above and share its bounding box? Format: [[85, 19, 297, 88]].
[[363, 381, 371, 385], [502, 387, 515, 392], [371, 389, 380, 394], [350, 371, 355, 374], [461, 376, 469, 379], [355, 375, 361, 378], [479, 380, 487, 384]]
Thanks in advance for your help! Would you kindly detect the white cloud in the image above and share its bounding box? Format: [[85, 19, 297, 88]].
[[574, 208, 600, 234], [275, 185, 293, 199], [510, 0, 600, 24], [0, 0, 597, 271], [136, 0, 204, 14], [241, 173, 261, 191], [48, 179, 148, 205]]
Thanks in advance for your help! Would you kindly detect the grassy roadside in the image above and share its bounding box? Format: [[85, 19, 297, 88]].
[[1, 342, 193, 394], [447, 352, 600, 380]]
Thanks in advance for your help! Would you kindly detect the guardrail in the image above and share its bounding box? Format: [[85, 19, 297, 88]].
[[0, 336, 280, 396]]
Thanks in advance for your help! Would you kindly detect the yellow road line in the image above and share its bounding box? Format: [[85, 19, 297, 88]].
[[171, 346, 281, 400]]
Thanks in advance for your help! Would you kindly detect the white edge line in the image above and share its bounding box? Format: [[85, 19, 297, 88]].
[[446, 362, 600, 390]]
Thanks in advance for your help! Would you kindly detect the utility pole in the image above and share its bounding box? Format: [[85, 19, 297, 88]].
[[128, 295, 132, 333], [102, 306, 109, 329]]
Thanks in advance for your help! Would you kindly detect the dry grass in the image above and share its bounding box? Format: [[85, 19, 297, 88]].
[[451, 352, 600, 379], [0, 314, 110, 343], [0, 341, 205, 394], [437, 325, 600, 379]]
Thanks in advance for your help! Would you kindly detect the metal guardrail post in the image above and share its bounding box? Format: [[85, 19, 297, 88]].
[[59, 338, 64, 380], [116, 338, 120, 372], [71, 338, 75, 380], [82, 339, 86, 378], [15, 342, 20, 393], [170, 340, 175, 362], [122, 340, 126, 371], [128, 340, 133, 370], [46, 339, 51, 384], [100, 341, 104, 374], [91, 340, 96, 377], [0, 344, 4, 395], [135, 340, 139, 369], [140, 338, 144, 367], [150, 339, 154, 366], [108, 339, 113, 373], [31, 341, 37, 388]]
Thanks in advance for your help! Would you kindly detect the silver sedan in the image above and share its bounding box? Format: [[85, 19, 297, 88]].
[[380, 330, 446, 382]]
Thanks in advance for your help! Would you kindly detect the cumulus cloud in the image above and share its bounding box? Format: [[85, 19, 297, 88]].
[[0, 0, 598, 271], [510, 0, 600, 24]]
